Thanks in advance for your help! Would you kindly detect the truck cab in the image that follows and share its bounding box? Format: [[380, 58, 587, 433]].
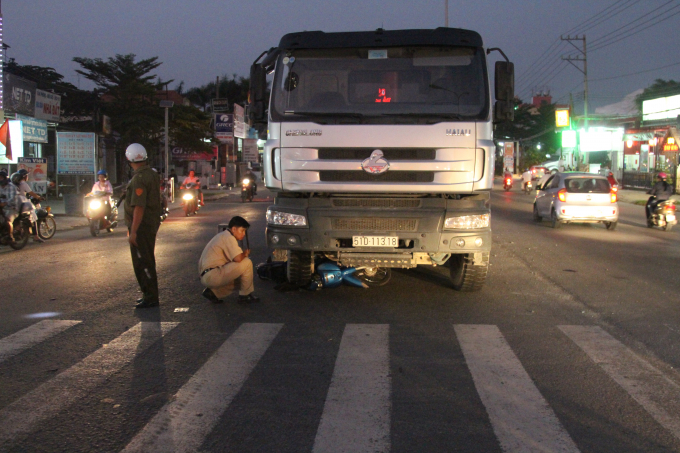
[[250, 27, 513, 291]]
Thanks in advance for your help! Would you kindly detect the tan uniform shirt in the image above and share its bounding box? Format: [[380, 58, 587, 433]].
[[198, 231, 243, 273]]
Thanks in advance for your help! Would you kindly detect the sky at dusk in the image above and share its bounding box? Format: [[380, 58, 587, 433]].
[[4, 0, 680, 113]]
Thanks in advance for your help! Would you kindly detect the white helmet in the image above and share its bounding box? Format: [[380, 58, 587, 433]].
[[125, 143, 148, 162]]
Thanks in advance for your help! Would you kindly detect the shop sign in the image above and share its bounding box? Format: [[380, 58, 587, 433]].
[[215, 132, 232, 143], [171, 146, 214, 161], [18, 157, 48, 194], [4, 74, 36, 116], [643, 94, 680, 122], [211, 98, 230, 113], [56, 132, 96, 175], [214, 113, 233, 133], [34, 89, 62, 122], [16, 114, 48, 143], [243, 139, 259, 163]]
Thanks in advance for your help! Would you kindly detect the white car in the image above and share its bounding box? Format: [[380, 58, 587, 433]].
[[533, 172, 619, 230]]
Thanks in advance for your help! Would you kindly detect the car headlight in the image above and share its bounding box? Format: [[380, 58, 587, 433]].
[[266, 209, 307, 226], [89, 200, 102, 210], [444, 213, 490, 229], [183, 193, 194, 200]]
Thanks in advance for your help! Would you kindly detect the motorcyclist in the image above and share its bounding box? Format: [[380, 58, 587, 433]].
[[242, 168, 257, 195], [180, 170, 204, 206], [606, 171, 618, 189], [646, 172, 673, 219], [521, 168, 533, 191], [13, 170, 44, 242], [0, 170, 18, 243], [91, 170, 113, 196]]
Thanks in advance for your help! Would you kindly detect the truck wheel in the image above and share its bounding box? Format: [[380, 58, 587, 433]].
[[287, 250, 313, 286], [449, 252, 489, 292]]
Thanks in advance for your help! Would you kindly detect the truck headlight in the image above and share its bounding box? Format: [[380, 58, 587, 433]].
[[266, 209, 307, 226], [444, 213, 490, 229]]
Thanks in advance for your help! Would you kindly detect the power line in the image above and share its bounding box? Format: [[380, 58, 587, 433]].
[[562, 0, 632, 35], [590, 1, 680, 51], [589, 60, 680, 82], [570, 0, 643, 35]]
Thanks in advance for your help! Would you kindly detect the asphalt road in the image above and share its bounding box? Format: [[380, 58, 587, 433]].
[[1, 187, 680, 452]]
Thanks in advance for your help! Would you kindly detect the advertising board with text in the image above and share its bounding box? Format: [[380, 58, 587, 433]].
[[242, 139, 259, 163], [18, 157, 48, 194], [16, 114, 48, 143], [34, 89, 62, 122], [171, 147, 215, 161], [56, 132, 96, 175]]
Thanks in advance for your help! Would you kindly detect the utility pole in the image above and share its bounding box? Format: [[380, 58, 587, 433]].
[[445, 0, 448, 27], [561, 35, 588, 131]]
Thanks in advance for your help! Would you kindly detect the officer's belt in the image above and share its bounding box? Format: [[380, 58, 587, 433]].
[[200, 267, 218, 277]]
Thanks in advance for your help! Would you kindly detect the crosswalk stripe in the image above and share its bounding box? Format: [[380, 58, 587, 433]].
[[312, 324, 390, 453], [122, 323, 283, 453], [0, 322, 178, 447], [559, 325, 680, 442], [0, 320, 81, 364], [455, 325, 580, 453]]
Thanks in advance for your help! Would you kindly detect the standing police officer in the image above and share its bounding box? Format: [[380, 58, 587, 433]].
[[124, 143, 162, 308]]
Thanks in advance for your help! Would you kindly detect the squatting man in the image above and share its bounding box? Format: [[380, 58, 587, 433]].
[[199, 216, 260, 304]]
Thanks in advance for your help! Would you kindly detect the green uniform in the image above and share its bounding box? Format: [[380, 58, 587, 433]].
[[124, 165, 162, 304]]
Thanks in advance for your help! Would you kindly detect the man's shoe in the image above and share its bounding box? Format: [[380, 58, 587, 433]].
[[202, 288, 222, 304], [135, 299, 159, 309], [237, 294, 261, 304]]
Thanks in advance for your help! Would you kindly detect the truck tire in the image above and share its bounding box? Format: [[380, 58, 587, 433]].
[[449, 252, 489, 292], [287, 250, 313, 286]]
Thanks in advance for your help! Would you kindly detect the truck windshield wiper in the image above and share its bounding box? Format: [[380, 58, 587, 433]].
[[284, 111, 364, 118], [378, 113, 464, 120]]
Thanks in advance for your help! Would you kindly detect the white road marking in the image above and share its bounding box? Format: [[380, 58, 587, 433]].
[[0, 320, 81, 364], [560, 325, 680, 442], [455, 324, 580, 453], [0, 322, 178, 446], [312, 324, 391, 453], [122, 323, 282, 453]]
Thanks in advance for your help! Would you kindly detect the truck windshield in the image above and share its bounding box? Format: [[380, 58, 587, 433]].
[[271, 47, 488, 124]]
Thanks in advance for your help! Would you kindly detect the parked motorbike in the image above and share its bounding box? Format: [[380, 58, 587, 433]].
[[0, 201, 32, 250], [31, 197, 57, 240], [181, 183, 200, 216], [85, 191, 119, 237], [523, 180, 533, 194], [503, 176, 513, 192], [647, 197, 677, 231], [241, 178, 255, 202]]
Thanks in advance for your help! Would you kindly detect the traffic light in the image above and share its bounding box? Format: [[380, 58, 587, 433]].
[[555, 108, 570, 128]]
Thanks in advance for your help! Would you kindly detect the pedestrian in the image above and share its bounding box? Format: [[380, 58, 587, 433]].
[[123, 143, 162, 309], [198, 215, 260, 304]]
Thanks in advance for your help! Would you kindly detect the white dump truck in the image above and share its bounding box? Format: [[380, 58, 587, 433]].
[[249, 27, 514, 291]]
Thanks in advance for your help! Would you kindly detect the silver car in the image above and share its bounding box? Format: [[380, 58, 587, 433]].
[[533, 172, 619, 230]]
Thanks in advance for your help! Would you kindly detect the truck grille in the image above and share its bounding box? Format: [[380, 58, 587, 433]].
[[332, 198, 422, 208], [318, 148, 436, 160], [332, 218, 418, 231], [319, 171, 434, 183]]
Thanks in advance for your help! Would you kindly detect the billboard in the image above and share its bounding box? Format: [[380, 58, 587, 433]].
[[211, 98, 230, 112], [214, 113, 233, 133], [34, 89, 62, 122], [242, 139, 259, 163], [16, 114, 48, 143], [171, 146, 215, 161], [18, 157, 48, 194], [4, 74, 36, 116], [56, 132, 96, 175]]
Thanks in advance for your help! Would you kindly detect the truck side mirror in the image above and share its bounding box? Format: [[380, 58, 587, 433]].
[[494, 61, 514, 122], [249, 63, 267, 122]]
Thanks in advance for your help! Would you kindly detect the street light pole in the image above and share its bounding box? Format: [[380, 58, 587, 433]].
[[445, 0, 448, 27], [159, 100, 174, 197]]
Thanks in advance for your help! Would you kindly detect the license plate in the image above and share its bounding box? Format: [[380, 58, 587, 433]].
[[352, 236, 398, 247]]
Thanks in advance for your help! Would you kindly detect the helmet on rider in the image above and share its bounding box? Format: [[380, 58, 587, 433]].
[[18, 169, 28, 177], [10, 172, 23, 185], [125, 143, 148, 163], [658, 172, 667, 180], [97, 169, 108, 176], [0, 170, 7, 186]]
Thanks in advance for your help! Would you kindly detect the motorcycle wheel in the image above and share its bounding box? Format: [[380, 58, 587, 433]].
[[38, 217, 57, 240], [663, 223, 673, 232], [9, 220, 30, 250], [184, 204, 190, 217], [241, 193, 246, 203], [90, 219, 100, 237], [356, 267, 391, 287], [504, 186, 510, 192]]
